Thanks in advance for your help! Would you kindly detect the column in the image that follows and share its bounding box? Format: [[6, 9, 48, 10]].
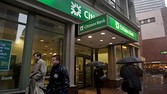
[[19, 13, 35, 89], [108, 46, 117, 80], [64, 23, 75, 86]]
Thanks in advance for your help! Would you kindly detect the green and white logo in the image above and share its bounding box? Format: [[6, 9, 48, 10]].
[[116, 21, 120, 29], [71, 1, 82, 18]]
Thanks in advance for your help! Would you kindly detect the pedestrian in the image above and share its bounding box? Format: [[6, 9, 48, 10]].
[[94, 66, 104, 94], [26, 52, 47, 94], [45, 55, 70, 94], [120, 63, 143, 94]]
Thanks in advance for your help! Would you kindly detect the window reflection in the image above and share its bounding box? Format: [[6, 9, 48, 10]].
[[0, 19, 26, 89], [0, 2, 27, 90], [31, 16, 65, 86]]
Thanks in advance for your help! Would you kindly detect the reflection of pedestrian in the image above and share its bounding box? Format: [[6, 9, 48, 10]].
[[46, 55, 70, 94], [13, 63, 21, 88], [120, 63, 143, 94], [94, 66, 104, 94]]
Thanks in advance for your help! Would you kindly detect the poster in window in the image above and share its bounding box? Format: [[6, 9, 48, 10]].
[[0, 39, 12, 71]]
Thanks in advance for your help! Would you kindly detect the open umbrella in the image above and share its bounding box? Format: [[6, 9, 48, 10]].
[[86, 61, 106, 67], [116, 57, 144, 64]]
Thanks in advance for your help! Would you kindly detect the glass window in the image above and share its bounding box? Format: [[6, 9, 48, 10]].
[[31, 16, 65, 83], [75, 44, 91, 56], [116, 45, 122, 78], [108, 0, 116, 8], [98, 48, 108, 73], [98, 48, 108, 63], [0, 3, 27, 90], [122, 45, 130, 58], [116, 45, 130, 78], [150, 17, 155, 22]]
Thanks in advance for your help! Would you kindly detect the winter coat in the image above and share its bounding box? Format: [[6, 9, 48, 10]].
[[46, 63, 70, 94], [25, 74, 45, 94], [32, 59, 47, 87], [120, 63, 143, 92], [25, 59, 47, 94]]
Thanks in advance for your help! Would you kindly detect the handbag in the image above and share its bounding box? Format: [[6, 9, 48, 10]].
[[121, 80, 130, 92]]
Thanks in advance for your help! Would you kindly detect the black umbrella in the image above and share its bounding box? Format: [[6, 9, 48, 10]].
[[86, 61, 106, 67], [116, 57, 144, 64]]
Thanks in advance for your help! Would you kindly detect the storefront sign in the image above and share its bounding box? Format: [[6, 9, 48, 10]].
[[78, 14, 138, 41], [0, 39, 12, 71], [79, 15, 107, 34], [160, 51, 167, 54], [37, 0, 100, 21], [108, 16, 138, 41]]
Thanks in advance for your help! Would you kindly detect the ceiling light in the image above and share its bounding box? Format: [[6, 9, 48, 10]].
[[53, 53, 57, 55], [100, 40, 103, 42], [43, 53, 47, 56], [88, 36, 92, 38], [122, 46, 127, 49], [77, 38, 81, 41], [40, 40, 44, 42], [112, 37, 116, 40], [45, 46, 48, 47], [109, 42, 112, 44], [101, 32, 105, 35]]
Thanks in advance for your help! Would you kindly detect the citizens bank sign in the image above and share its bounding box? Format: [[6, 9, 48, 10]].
[[79, 14, 138, 41], [37, 0, 100, 21]]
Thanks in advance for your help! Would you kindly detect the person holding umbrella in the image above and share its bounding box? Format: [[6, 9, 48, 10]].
[[86, 61, 106, 94], [94, 66, 104, 94], [118, 57, 143, 94]]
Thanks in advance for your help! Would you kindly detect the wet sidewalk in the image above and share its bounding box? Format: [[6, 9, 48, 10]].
[[78, 74, 167, 94]]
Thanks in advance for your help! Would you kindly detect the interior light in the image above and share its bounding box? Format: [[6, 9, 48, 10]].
[[49, 52, 53, 54], [43, 53, 47, 56], [112, 37, 116, 40], [101, 32, 105, 35], [109, 42, 112, 44], [88, 36, 92, 38], [100, 40, 103, 42], [45, 46, 48, 47], [53, 53, 57, 55], [122, 46, 127, 49], [77, 38, 81, 41], [40, 40, 44, 42]]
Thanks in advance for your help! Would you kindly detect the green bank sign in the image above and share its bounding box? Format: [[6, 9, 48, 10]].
[[79, 15, 138, 41], [79, 15, 107, 34], [37, 0, 100, 21]]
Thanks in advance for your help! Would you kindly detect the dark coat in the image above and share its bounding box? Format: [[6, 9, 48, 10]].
[[46, 63, 70, 94], [94, 67, 104, 88], [120, 63, 143, 92]]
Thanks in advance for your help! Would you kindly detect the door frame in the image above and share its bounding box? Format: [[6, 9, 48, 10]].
[[75, 55, 92, 88]]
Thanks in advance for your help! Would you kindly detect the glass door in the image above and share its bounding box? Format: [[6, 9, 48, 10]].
[[75, 57, 84, 88], [75, 56, 92, 88], [85, 59, 92, 87]]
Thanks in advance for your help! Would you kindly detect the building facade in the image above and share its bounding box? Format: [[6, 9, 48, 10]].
[[0, 0, 140, 93], [136, 7, 167, 71], [134, 0, 166, 14]]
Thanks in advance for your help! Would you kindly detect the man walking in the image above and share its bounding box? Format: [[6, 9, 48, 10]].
[[46, 55, 70, 94]]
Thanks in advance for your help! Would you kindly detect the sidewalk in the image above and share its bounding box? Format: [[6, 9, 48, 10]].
[[78, 87, 126, 94], [78, 74, 167, 94]]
